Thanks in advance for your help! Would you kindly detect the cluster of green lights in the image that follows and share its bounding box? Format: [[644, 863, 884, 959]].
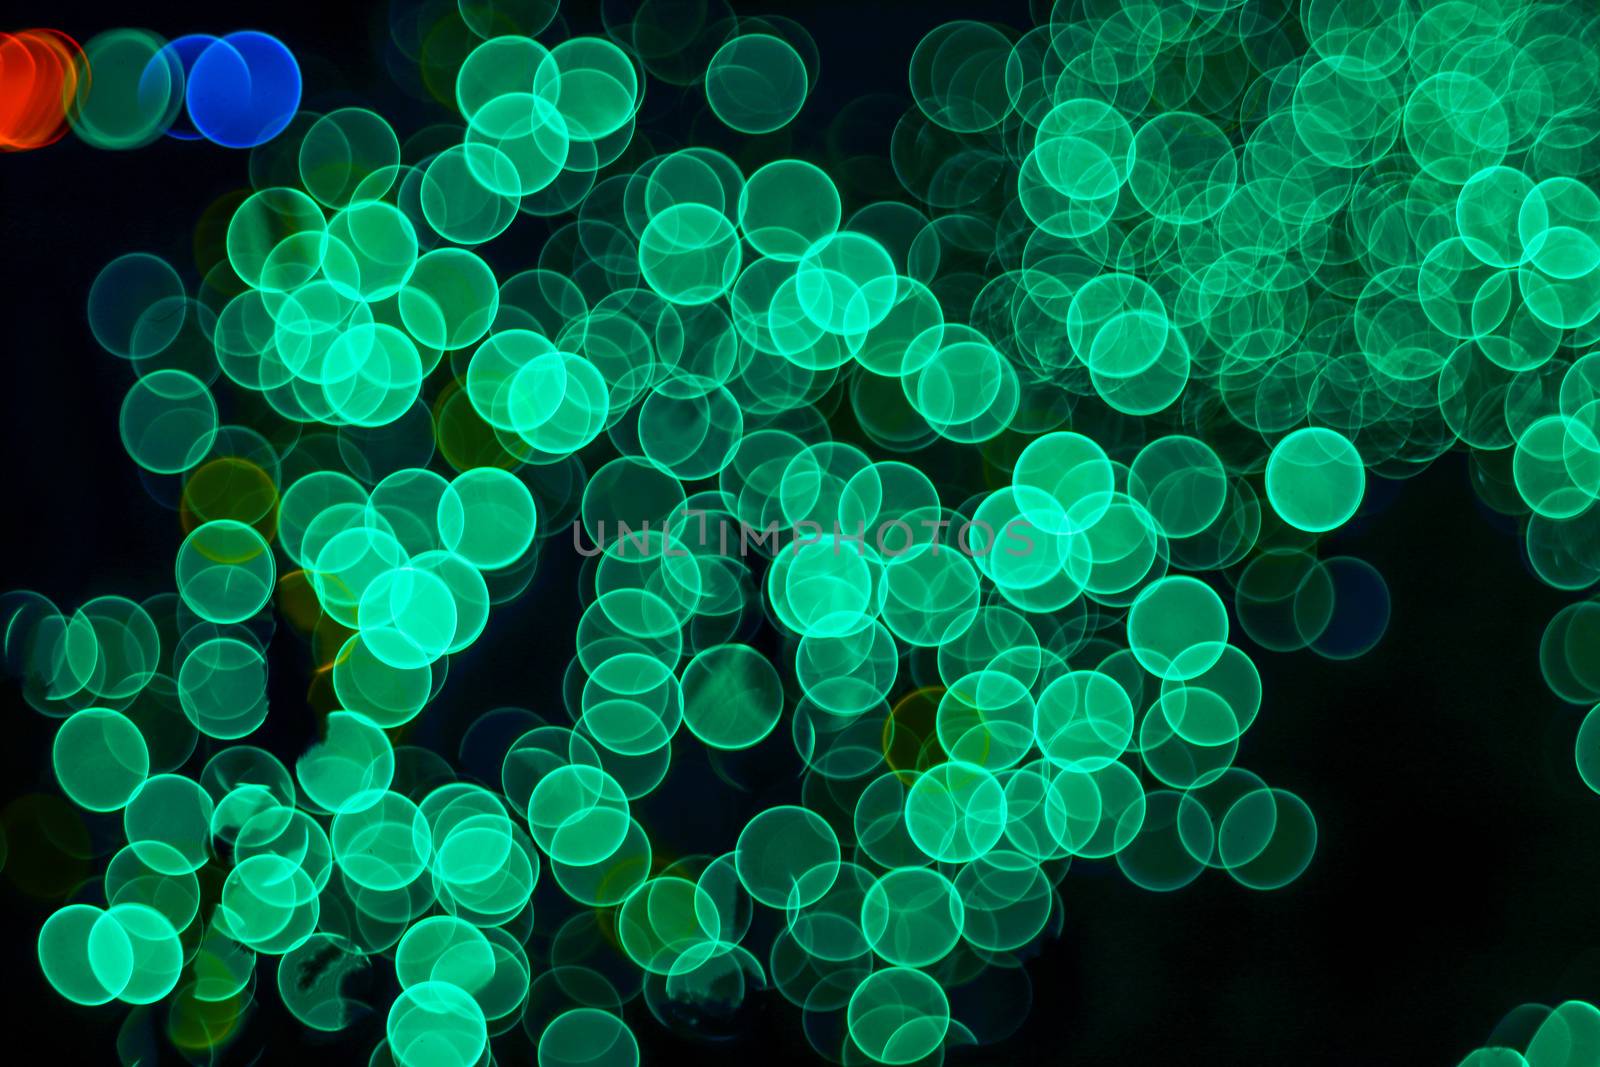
[[1456, 999, 1600, 1066], [5, 0, 1600, 1063]]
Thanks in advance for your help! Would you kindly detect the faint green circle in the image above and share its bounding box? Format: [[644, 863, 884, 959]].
[[537, 1008, 639, 1067], [705, 35, 808, 135]]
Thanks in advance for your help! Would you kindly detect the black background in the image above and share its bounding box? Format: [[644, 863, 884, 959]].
[[1, 1, 1597, 1064]]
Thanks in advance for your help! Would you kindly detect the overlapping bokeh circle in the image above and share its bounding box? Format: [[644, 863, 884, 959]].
[[5, 0, 1600, 1064]]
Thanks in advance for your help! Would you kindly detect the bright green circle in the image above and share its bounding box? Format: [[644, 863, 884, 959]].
[[1127, 576, 1230, 682], [680, 643, 784, 750], [53, 708, 149, 813], [1265, 428, 1366, 533], [846, 966, 950, 1066]]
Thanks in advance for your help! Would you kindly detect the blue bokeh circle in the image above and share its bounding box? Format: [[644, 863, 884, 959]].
[[185, 31, 301, 148]]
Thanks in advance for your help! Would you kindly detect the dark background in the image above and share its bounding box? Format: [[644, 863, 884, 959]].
[[2, 1, 1597, 1064]]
